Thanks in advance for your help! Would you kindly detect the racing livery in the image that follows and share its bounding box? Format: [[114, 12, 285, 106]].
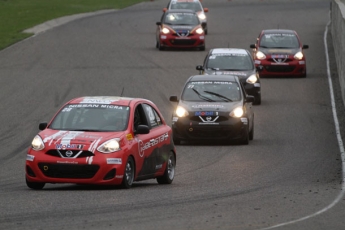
[[163, 0, 209, 34], [250, 29, 309, 78], [156, 9, 206, 51], [170, 75, 254, 145], [26, 97, 176, 189], [196, 48, 261, 105]]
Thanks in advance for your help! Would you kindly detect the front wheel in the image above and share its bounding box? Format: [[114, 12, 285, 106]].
[[239, 126, 249, 145], [157, 152, 176, 184], [26, 178, 45, 190], [121, 157, 135, 189]]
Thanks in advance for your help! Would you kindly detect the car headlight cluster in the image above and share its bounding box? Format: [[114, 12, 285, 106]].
[[230, 107, 244, 118], [97, 139, 121, 153], [255, 51, 266, 60], [195, 28, 204, 35], [162, 27, 170, 34], [246, 74, 258, 84], [294, 51, 304, 60], [198, 13, 206, 20], [31, 135, 45, 151], [175, 106, 189, 117]]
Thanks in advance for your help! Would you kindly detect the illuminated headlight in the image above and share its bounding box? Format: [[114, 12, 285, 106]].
[[256, 51, 266, 60], [97, 139, 121, 153], [195, 28, 204, 35], [230, 107, 244, 118], [198, 13, 206, 20], [162, 27, 170, 34], [175, 106, 189, 117], [294, 51, 304, 60], [246, 74, 258, 84], [31, 135, 45, 151]]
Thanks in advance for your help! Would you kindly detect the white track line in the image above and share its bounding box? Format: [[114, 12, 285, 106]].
[[259, 12, 345, 230]]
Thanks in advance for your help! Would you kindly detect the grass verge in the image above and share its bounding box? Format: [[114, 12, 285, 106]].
[[0, 0, 148, 50]]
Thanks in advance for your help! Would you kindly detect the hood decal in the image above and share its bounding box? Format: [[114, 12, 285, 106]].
[[88, 138, 103, 153]]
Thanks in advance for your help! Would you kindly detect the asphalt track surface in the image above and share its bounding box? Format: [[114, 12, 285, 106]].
[[0, 0, 344, 229]]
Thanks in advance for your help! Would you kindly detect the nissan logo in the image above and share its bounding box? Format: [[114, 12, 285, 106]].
[[65, 150, 73, 157]]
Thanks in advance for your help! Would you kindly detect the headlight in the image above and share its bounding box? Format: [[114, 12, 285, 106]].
[[230, 107, 244, 118], [31, 135, 45, 151], [195, 28, 204, 35], [162, 27, 170, 34], [97, 139, 121, 153], [198, 13, 206, 20], [294, 51, 304, 60], [246, 74, 258, 84], [256, 51, 266, 60], [175, 106, 189, 117]]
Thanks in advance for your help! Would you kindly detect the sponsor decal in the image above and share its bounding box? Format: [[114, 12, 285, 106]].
[[68, 104, 99, 108], [137, 133, 169, 157], [299, 61, 305, 65], [126, 134, 133, 141], [198, 122, 219, 125], [55, 144, 83, 150], [192, 104, 224, 108], [100, 105, 123, 109], [199, 36, 205, 40], [107, 158, 122, 165], [86, 156, 93, 165], [271, 62, 289, 65], [172, 117, 178, 122], [199, 116, 219, 123], [255, 60, 261, 64], [241, 117, 248, 125], [195, 111, 215, 116], [254, 83, 261, 87], [80, 97, 118, 104], [26, 155, 35, 161], [161, 35, 167, 39], [57, 161, 78, 164], [155, 164, 163, 170]]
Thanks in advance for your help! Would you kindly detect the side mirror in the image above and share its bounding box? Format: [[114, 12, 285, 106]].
[[302, 44, 309, 49], [196, 65, 203, 71], [163, 8, 167, 12], [203, 8, 209, 13], [201, 22, 207, 29], [39, 122, 47, 130], [250, 44, 256, 49], [156, 22, 162, 26], [136, 125, 150, 135], [170, 96, 178, 102], [245, 95, 255, 103]]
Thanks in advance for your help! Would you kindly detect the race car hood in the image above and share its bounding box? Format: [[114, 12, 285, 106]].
[[203, 69, 256, 81], [170, 25, 196, 33], [179, 100, 242, 112], [258, 47, 301, 55], [38, 129, 125, 152]]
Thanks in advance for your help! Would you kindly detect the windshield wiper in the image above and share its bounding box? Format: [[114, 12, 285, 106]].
[[203, 91, 233, 102], [192, 88, 215, 102]]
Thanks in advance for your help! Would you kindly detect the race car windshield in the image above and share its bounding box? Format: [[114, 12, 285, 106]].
[[182, 81, 241, 102], [259, 33, 299, 48], [206, 54, 253, 70], [170, 2, 202, 11], [164, 13, 199, 25], [49, 104, 130, 132]]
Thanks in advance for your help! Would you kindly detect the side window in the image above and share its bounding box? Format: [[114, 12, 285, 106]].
[[142, 104, 162, 128], [133, 104, 148, 132]]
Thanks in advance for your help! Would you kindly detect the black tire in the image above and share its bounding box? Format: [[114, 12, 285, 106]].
[[205, 29, 208, 35], [199, 45, 205, 51], [254, 94, 261, 105], [156, 41, 159, 48], [249, 120, 254, 141], [121, 156, 135, 189], [157, 152, 175, 184], [26, 178, 45, 190], [158, 42, 164, 51], [173, 137, 181, 145], [240, 126, 249, 145]]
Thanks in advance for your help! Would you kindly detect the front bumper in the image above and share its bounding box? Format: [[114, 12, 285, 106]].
[[255, 59, 306, 77], [25, 150, 125, 185], [159, 34, 205, 49]]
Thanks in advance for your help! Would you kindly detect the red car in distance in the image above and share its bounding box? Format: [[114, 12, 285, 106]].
[[26, 96, 176, 189], [250, 29, 309, 78], [156, 9, 206, 51]]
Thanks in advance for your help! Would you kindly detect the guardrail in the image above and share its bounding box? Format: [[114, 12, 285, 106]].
[[331, 0, 345, 105]]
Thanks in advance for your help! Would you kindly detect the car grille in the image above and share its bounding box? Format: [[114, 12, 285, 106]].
[[265, 65, 296, 73], [38, 163, 99, 179], [46, 150, 94, 158], [187, 126, 234, 138], [170, 39, 197, 46]]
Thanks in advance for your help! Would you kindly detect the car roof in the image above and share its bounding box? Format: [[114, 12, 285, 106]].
[[210, 48, 249, 55], [188, 74, 239, 82], [67, 96, 145, 106], [262, 29, 296, 34], [170, 0, 201, 3]]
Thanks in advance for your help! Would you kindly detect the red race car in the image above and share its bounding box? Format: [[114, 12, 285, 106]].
[[250, 29, 309, 78], [156, 9, 206, 51], [26, 96, 176, 189]]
